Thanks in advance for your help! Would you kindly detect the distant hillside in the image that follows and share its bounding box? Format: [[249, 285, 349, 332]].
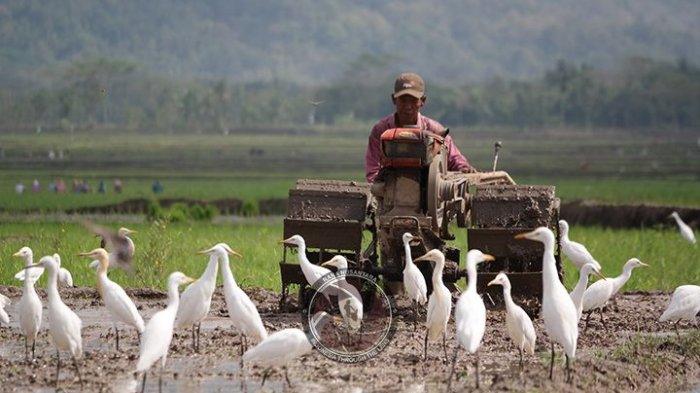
[[1, 0, 698, 85]]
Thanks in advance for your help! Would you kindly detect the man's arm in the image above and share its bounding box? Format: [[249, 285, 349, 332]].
[[365, 128, 382, 182], [445, 136, 477, 173]]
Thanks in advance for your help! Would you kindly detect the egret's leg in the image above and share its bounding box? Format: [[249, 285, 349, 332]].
[[423, 331, 429, 361], [442, 332, 448, 361], [72, 354, 83, 387], [191, 325, 197, 352], [475, 352, 480, 389], [141, 372, 147, 393], [447, 345, 459, 391], [584, 311, 592, 332], [196, 322, 202, 352], [55, 350, 61, 388], [566, 353, 572, 383], [413, 300, 418, 332], [261, 368, 271, 387], [31, 338, 36, 360], [519, 347, 524, 369], [24, 335, 28, 361], [159, 356, 166, 393], [598, 308, 608, 331], [136, 330, 141, 347], [244, 335, 249, 353], [115, 324, 120, 352], [284, 366, 293, 388], [674, 320, 680, 337], [549, 343, 555, 380]]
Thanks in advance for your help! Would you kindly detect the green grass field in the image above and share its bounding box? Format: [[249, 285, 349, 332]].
[[1, 220, 696, 292]]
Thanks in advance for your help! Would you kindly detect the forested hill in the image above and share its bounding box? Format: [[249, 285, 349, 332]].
[[1, 0, 699, 85]]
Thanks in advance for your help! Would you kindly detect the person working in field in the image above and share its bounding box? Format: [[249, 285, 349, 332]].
[[364, 72, 477, 183]]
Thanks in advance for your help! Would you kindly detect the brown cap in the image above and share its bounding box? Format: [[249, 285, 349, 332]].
[[393, 72, 425, 99]]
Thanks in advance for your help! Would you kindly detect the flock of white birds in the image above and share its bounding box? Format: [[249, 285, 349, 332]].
[[0, 211, 696, 391]]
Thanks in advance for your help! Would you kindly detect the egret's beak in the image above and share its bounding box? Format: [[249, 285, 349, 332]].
[[280, 238, 294, 245], [24, 263, 42, 270], [413, 255, 428, 263], [227, 250, 242, 258], [592, 269, 606, 281], [78, 251, 95, 257], [483, 254, 495, 263], [487, 278, 499, 287], [320, 259, 335, 268], [640, 262, 650, 267], [12, 251, 22, 257], [183, 276, 196, 284], [514, 233, 527, 240]]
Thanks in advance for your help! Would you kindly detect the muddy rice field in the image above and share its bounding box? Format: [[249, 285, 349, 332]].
[[0, 285, 698, 393]]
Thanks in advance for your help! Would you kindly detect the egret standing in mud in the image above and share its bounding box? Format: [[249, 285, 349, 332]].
[[414, 249, 452, 361], [13, 246, 42, 361], [242, 311, 336, 388], [581, 258, 648, 330], [669, 211, 697, 245], [516, 227, 578, 382], [559, 220, 602, 271], [322, 255, 364, 340], [25, 255, 83, 388], [0, 293, 10, 326], [488, 272, 536, 368], [569, 263, 605, 321], [659, 285, 700, 335], [282, 235, 337, 299], [175, 246, 220, 352], [136, 272, 194, 393], [448, 249, 494, 390], [79, 248, 145, 351], [53, 253, 74, 288], [202, 243, 268, 355], [402, 232, 427, 330]]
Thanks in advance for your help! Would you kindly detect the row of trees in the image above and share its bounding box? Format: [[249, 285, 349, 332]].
[[1, 56, 699, 133]]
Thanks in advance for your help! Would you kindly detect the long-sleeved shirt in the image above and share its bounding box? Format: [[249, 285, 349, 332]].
[[365, 113, 473, 182]]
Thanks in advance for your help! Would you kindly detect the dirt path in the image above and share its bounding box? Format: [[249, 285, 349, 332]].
[[0, 285, 697, 393]]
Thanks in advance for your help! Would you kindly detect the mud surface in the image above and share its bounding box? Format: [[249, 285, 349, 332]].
[[0, 285, 698, 393]]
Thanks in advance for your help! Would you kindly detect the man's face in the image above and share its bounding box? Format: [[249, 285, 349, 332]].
[[393, 94, 425, 125]]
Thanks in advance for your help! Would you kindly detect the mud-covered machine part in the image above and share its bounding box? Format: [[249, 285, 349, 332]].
[[279, 128, 561, 308]]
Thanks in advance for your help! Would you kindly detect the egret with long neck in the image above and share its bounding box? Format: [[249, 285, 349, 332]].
[[13, 246, 42, 361]]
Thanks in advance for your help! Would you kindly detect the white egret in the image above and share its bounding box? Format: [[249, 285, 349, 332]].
[[242, 311, 336, 387], [669, 211, 696, 245], [516, 227, 578, 382], [79, 248, 145, 351], [413, 249, 452, 361], [175, 245, 220, 352], [25, 255, 83, 388], [202, 243, 267, 355], [402, 232, 427, 330], [581, 258, 648, 330], [135, 272, 195, 393], [659, 285, 700, 334], [13, 246, 43, 284], [321, 255, 363, 333], [448, 249, 494, 390], [569, 263, 605, 321], [559, 220, 602, 271], [82, 222, 137, 272], [488, 272, 536, 368], [281, 235, 337, 299], [54, 253, 74, 288], [0, 293, 10, 325], [13, 246, 43, 361]]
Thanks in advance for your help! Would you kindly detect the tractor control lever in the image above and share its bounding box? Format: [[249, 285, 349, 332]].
[[492, 141, 503, 171]]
